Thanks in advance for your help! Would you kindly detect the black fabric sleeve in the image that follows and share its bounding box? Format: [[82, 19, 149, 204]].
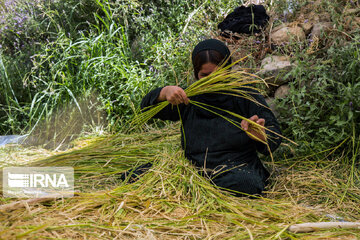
[[243, 91, 282, 155], [140, 87, 182, 121]]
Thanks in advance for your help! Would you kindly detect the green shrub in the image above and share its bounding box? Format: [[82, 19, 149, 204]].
[[0, 0, 239, 134], [276, 37, 360, 155], [0, 0, 104, 134]]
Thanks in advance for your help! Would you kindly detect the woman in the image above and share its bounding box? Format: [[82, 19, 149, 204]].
[[140, 39, 281, 196]]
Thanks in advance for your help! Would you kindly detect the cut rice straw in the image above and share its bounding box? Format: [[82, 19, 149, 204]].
[[1, 126, 359, 239]]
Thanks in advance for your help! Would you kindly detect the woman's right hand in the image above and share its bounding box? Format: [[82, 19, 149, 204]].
[[158, 86, 190, 105]]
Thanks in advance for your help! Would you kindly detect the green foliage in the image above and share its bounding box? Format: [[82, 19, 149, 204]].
[[0, 0, 105, 134], [0, 0, 239, 134], [276, 36, 360, 154], [268, 0, 308, 20], [26, 26, 146, 126]]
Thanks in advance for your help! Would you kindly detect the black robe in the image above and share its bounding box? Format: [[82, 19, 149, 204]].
[[140, 87, 282, 196]]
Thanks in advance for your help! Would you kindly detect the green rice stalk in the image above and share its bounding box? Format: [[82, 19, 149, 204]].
[[131, 57, 268, 127]]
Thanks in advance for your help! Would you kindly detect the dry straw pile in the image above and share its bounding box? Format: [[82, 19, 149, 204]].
[[0, 124, 359, 239]]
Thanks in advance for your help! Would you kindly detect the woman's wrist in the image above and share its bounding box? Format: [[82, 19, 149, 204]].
[[157, 86, 168, 102]]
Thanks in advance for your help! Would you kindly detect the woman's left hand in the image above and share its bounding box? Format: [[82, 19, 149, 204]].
[[241, 115, 266, 142]]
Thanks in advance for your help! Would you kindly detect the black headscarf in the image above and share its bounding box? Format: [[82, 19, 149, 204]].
[[191, 39, 232, 66]]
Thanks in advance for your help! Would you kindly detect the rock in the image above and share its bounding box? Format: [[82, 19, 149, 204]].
[[271, 26, 306, 44], [265, 97, 279, 118], [310, 22, 334, 39], [275, 84, 290, 99], [261, 55, 289, 65], [258, 55, 295, 85], [272, 23, 289, 33]]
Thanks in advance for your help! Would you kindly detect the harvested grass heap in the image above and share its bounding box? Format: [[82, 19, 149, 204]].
[[1, 125, 360, 239]]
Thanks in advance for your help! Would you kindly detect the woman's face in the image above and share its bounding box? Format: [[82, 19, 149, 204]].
[[197, 63, 217, 79]]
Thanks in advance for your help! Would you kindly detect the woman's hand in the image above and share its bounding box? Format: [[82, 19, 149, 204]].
[[241, 115, 266, 142], [158, 86, 190, 105]]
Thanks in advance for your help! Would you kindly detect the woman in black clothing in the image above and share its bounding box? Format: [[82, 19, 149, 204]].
[[140, 39, 282, 196]]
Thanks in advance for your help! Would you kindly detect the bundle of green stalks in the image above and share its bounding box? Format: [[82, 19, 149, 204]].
[[1, 125, 360, 239]]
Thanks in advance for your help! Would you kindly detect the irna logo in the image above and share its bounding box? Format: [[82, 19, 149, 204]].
[[7, 172, 69, 188], [3, 167, 74, 198]]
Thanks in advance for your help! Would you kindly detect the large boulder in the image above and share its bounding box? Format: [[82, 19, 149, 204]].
[[258, 55, 295, 85], [271, 26, 306, 44], [274, 84, 290, 99], [310, 22, 334, 39]]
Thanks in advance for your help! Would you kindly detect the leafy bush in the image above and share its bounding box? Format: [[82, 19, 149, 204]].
[[0, 0, 104, 133], [276, 36, 360, 155], [0, 0, 239, 134]]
